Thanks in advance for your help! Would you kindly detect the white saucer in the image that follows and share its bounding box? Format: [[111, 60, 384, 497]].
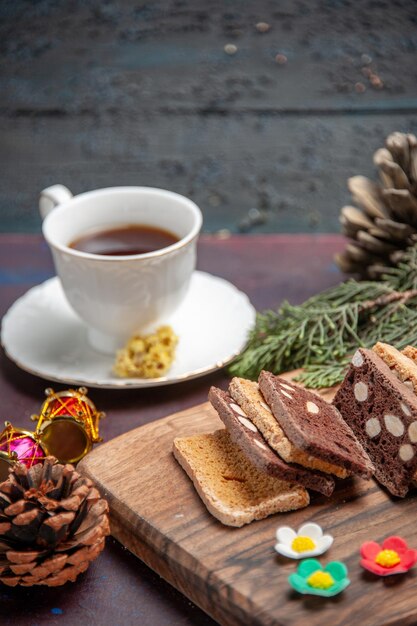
[[1, 272, 255, 389]]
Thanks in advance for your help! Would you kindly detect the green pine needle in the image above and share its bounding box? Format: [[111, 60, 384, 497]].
[[228, 244, 417, 388]]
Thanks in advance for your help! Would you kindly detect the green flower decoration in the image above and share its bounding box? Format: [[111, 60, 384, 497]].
[[288, 559, 350, 597]]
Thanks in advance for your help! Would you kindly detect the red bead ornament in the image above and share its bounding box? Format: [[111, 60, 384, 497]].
[[0, 422, 45, 481]]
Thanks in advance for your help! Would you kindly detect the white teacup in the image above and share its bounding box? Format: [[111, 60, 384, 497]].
[[39, 185, 202, 354]]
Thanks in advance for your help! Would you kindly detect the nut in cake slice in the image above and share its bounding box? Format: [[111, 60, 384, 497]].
[[333, 348, 417, 497], [229, 377, 348, 478], [173, 430, 309, 527], [373, 342, 417, 393], [258, 370, 374, 478], [208, 387, 336, 496], [402, 345, 417, 365]]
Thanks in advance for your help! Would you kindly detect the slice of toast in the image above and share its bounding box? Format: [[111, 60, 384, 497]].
[[373, 342, 417, 393], [259, 371, 374, 478], [173, 429, 309, 527], [229, 377, 348, 478], [333, 348, 417, 497], [208, 387, 336, 496]]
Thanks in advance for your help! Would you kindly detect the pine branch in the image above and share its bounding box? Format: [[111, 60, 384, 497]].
[[383, 246, 417, 291], [228, 243, 417, 388], [295, 360, 351, 389], [360, 289, 417, 310]]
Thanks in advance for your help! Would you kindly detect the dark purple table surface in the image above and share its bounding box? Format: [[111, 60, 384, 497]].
[[0, 233, 345, 626]]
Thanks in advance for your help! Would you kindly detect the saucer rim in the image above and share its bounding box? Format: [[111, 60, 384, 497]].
[[1, 272, 256, 389]]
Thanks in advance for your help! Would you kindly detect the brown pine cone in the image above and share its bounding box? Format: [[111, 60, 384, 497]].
[[335, 132, 417, 279], [0, 456, 109, 586]]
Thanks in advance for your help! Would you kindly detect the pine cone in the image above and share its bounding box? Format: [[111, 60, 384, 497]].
[[0, 457, 109, 586], [335, 132, 417, 279]]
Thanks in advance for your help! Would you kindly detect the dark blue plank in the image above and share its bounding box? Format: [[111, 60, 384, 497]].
[[1, 0, 416, 233]]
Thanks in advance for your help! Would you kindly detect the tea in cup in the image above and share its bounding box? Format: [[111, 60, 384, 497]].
[[39, 185, 203, 354]]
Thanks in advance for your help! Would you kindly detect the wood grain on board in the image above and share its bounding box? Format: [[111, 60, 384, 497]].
[[79, 374, 417, 626]]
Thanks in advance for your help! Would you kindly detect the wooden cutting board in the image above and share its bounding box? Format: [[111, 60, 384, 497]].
[[78, 378, 417, 626]]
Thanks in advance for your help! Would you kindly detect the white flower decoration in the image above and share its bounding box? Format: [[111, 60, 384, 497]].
[[275, 523, 333, 559]]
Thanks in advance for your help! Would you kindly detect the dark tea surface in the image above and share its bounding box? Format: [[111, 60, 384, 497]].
[[69, 224, 179, 256]]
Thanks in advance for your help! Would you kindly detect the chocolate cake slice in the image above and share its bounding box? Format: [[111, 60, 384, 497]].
[[333, 348, 417, 497], [208, 387, 336, 496], [258, 371, 373, 478]]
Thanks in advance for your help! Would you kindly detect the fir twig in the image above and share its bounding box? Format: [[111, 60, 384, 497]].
[[383, 246, 417, 291], [228, 243, 417, 388]]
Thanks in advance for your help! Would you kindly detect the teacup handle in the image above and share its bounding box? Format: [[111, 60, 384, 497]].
[[39, 184, 73, 220]]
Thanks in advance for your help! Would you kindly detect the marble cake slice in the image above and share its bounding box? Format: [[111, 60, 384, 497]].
[[333, 348, 417, 497], [208, 387, 336, 497], [258, 371, 374, 478], [229, 377, 348, 478]]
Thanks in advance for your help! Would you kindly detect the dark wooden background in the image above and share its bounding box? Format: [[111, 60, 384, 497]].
[[1, 0, 417, 234], [1, 4, 417, 623]]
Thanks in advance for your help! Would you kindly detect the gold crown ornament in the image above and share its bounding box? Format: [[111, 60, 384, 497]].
[[31, 387, 104, 464], [0, 422, 46, 482]]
